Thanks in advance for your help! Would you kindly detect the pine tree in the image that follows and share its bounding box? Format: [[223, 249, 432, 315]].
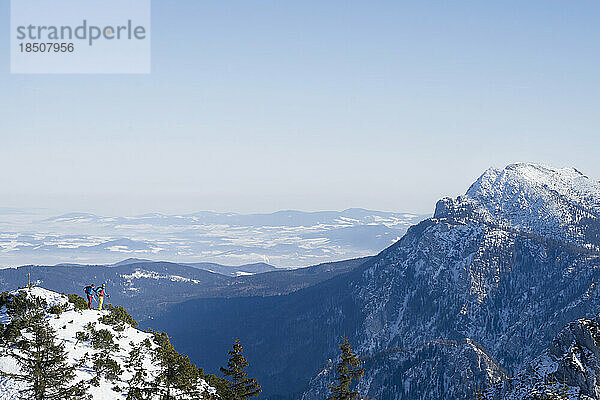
[[150, 330, 205, 400], [328, 336, 364, 400], [126, 339, 155, 400], [0, 313, 87, 400], [125, 331, 207, 400], [79, 321, 123, 388], [91, 350, 123, 386], [219, 338, 261, 400]]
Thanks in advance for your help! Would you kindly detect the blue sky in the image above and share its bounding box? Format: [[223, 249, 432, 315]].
[[1, 1, 599, 215]]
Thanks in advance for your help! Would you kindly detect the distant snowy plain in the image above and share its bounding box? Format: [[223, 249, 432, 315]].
[[0, 209, 426, 268]]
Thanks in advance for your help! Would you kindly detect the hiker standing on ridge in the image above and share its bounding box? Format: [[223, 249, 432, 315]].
[[84, 284, 95, 309], [94, 283, 109, 310]]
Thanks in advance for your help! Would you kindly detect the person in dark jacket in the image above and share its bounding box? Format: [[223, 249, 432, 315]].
[[84, 284, 95, 309]]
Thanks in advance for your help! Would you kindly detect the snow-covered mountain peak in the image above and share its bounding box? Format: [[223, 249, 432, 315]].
[[435, 163, 600, 249], [467, 163, 600, 209]]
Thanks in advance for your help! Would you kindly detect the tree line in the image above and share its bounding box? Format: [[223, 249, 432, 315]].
[[0, 289, 365, 400]]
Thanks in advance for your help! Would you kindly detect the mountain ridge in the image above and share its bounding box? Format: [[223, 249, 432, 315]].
[[0, 286, 217, 400], [148, 163, 600, 400], [0, 257, 370, 323]]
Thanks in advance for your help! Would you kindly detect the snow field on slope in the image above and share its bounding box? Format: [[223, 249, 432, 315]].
[[0, 287, 214, 400]]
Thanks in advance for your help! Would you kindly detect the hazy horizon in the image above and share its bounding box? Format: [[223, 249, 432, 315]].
[[2, 1, 599, 215], [0, 205, 430, 217], [2, 161, 597, 217], [0, 207, 426, 268]]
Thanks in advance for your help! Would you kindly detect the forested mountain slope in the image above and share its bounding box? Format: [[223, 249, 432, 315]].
[[152, 163, 600, 400]]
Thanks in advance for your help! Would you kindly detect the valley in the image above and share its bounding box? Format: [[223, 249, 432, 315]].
[[2, 163, 600, 399]]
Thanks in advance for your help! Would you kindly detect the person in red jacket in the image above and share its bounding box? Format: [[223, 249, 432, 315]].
[[94, 283, 109, 310]]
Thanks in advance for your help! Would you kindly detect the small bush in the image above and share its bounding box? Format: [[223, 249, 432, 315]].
[[92, 352, 122, 382], [99, 304, 138, 329], [0, 292, 10, 309], [0, 292, 47, 343], [2, 320, 25, 343], [90, 328, 119, 351], [7, 291, 47, 318], [67, 293, 88, 310], [202, 373, 231, 398], [48, 304, 65, 315], [75, 331, 89, 345]]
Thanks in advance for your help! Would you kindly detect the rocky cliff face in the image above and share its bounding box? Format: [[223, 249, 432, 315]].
[[152, 163, 600, 400], [301, 163, 600, 400], [489, 316, 600, 400]]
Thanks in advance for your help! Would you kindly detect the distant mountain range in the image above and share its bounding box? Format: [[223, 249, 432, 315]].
[[145, 163, 600, 400], [0, 257, 369, 322], [4, 163, 599, 400], [62, 257, 281, 277], [0, 208, 426, 268]]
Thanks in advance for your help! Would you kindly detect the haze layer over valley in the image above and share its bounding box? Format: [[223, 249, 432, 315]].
[[0, 208, 425, 268]]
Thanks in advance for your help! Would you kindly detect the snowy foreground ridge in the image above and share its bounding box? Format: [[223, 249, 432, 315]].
[[0, 286, 216, 400]]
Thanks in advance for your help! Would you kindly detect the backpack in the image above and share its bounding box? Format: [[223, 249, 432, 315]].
[[84, 286, 93, 295]]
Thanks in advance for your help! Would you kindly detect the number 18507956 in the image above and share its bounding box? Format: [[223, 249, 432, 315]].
[[19, 42, 74, 53]]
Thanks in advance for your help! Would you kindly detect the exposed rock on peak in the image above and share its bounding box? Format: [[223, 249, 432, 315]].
[[438, 163, 600, 250]]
